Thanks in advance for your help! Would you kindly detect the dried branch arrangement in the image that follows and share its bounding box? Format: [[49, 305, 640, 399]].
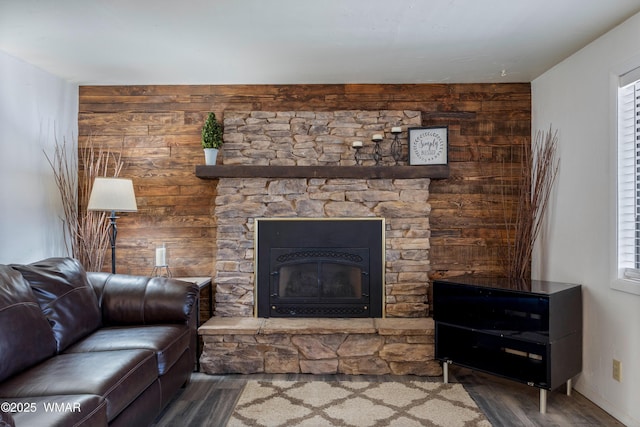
[[46, 136, 123, 272], [504, 126, 559, 279]]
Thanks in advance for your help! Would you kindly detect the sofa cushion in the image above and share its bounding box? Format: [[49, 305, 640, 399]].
[[7, 394, 107, 427], [65, 324, 191, 375], [12, 257, 102, 352], [0, 349, 157, 422], [109, 379, 161, 427], [0, 266, 56, 383]]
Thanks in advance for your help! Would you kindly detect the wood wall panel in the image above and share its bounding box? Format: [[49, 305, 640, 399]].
[[78, 83, 530, 280]]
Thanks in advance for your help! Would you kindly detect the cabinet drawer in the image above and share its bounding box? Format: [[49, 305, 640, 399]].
[[433, 282, 549, 334], [436, 323, 549, 388]]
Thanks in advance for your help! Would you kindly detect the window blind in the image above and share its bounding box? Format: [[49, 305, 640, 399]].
[[618, 75, 640, 276]]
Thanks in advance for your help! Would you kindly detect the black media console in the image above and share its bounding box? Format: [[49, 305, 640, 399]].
[[433, 276, 582, 413]]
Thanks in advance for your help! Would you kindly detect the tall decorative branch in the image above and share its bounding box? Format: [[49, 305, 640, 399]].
[[46, 135, 124, 271], [504, 126, 559, 279]]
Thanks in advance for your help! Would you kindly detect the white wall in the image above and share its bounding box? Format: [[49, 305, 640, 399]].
[[0, 50, 78, 264], [532, 12, 640, 427]]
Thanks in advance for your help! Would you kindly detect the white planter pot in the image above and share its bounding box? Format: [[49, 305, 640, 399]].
[[203, 148, 219, 165]]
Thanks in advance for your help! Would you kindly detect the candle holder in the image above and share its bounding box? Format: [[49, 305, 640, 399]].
[[372, 134, 383, 165], [152, 244, 172, 277], [152, 265, 172, 277], [352, 141, 363, 165], [354, 146, 363, 165], [390, 127, 403, 165]]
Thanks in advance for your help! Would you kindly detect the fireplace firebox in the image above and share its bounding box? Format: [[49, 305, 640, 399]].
[[255, 218, 384, 318]]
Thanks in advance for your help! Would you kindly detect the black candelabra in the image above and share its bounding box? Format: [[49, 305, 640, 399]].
[[390, 127, 403, 164], [350, 128, 405, 165], [372, 134, 383, 165]]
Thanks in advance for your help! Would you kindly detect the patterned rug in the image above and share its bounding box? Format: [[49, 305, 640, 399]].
[[227, 380, 491, 427]]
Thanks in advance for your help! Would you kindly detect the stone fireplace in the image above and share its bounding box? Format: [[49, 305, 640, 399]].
[[199, 110, 441, 376], [212, 110, 431, 319]]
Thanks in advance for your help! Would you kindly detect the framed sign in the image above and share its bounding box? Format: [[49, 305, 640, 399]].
[[408, 126, 448, 165]]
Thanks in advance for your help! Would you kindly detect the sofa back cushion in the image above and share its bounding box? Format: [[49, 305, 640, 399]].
[[0, 265, 57, 382], [12, 258, 102, 353]]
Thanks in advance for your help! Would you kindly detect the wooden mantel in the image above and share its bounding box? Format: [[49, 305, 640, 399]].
[[195, 165, 450, 180]]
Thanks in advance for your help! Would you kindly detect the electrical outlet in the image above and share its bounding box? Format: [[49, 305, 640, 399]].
[[613, 359, 622, 382]]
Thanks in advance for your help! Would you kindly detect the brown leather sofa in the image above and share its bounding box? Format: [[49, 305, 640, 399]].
[[0, 257, 199, 427]]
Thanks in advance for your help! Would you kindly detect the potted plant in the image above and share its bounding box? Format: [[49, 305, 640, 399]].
[[201, 112, 223, 165]]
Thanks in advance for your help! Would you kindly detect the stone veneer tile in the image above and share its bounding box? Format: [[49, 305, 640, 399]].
[[199, 317, 264, 335], [299, 359, 339, 374], [374, 317, 434, 335], [261, 318, 376, 335]]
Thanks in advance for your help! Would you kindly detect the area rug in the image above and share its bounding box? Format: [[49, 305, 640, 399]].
[[227, 380, 491, 427]]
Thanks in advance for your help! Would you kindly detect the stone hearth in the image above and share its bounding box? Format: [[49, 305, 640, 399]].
[[199, 317, 442, 376]]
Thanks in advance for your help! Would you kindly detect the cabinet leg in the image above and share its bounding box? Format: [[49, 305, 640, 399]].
[[443, 361, 449, 384], [566, 378, 572, 396], [540, 388, 547, 414]]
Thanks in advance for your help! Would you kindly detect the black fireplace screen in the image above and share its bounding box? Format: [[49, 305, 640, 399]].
[[256, 219, 384, 318], [279, 262, 361, 299], [272, 248, 367, 302]]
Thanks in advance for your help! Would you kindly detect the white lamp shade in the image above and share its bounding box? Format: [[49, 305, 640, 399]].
[[87, 177, 138, 212]]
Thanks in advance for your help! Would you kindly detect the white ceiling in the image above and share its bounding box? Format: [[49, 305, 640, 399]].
[[1, 0, 639, 85]]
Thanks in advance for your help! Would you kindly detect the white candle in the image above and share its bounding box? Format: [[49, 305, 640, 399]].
[[391, 127, 402, 133], [156, 246, 166, 266], [372, 134, 383, 141], [352, 141, 363, 148]]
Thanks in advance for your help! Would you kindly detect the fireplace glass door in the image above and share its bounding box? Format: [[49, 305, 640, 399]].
[[269, 248, 370, 317]]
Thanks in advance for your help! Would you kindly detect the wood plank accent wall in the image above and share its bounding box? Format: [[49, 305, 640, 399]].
[[78, 84, 530, 283]]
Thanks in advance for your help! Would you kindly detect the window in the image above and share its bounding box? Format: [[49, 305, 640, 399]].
[[616, 66, 640, 293]]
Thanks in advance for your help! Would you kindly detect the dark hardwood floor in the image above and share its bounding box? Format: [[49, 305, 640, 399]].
[[153, 366, 624, 427]]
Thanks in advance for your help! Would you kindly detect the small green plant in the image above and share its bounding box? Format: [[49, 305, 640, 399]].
[[201, 112, 223, 149]]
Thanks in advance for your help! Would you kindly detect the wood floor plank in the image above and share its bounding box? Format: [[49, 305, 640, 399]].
[[452, 366, 624, 427], [153, 368, 623, 427]]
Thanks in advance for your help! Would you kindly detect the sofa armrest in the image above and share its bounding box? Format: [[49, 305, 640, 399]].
[[87, 272, 199, 326]]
